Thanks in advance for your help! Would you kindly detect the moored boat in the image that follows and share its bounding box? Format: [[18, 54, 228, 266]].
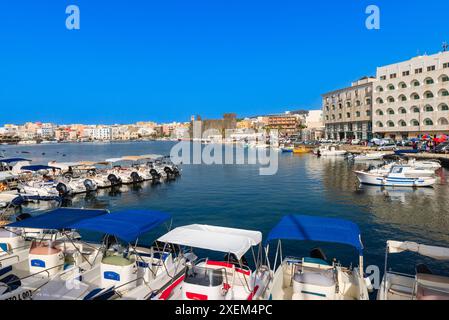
[[265, 215, 371, 300], [378, 240, 449, 300]]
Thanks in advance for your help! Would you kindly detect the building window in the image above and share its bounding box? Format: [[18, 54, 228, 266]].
[[387, 84, 395, 90], [387, 108, 395, 115], [424, 91, 434, 99], [339, 103, 343, 109], [346, 102, 351, 108], [402, 71, 410, 76], [376, 121, 384, 128], [366, 110, 371, 116], [439, 103, 449, 111], [439, 89, 449, 97], [365, 98, 372, 105], [411, 106, 420, 113], [376, 109, 384, 116], [399, 82, 407, 88], [332, 105, 336, 110], [380, 75, 386, 80], [438, 118, 449, 125], [424, 118, 434, 126], [390, 73, 397, 79], [425, 77, 434, 85], [427, 65, 436, 72], [356, 111, 360, 117], [440, 75, 449, 82], [398, 120, 407, 127], [410, 119, 419, 126], [387, 121, 395, 127], [399, 95, 407, 101], [376, 98, 384, 104], [346, 113, 351, 118], [411, 93, 420, 100], [332, 115, 335, 120], [387, 96, 395, 103], [444, 63, 449, 69], [415, 68, 423, 74], [356, 100, 361, 106], [376, 86, 384, 92], [424, 105, 434, 112], [411, 80, 420, 87], [326, 115, 329, 120], [398, 107, 407, 114]]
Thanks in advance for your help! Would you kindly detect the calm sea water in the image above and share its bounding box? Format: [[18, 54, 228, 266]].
[[3, 141, 449, 276]]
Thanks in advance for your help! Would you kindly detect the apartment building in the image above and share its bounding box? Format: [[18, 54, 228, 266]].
[[322, 77, 375, 141], [373, 51, 449, 140], [266, 114, 300, 135]]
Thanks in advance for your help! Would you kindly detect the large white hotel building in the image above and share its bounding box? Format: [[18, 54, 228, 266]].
[[373, 51, 449, 140]]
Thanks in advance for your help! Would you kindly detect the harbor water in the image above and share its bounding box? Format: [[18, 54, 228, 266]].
[[3, 141, 449, 277]]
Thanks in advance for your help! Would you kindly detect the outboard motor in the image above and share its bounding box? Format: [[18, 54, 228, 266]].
[[107, 174, 120, 186], [56, 183, 69, 196], [164, 167, 174, 176], [83, 179, 96, 192], [149, 169, 161, 181], [309, 247, 327, 262], [130, 171, 142, 183]]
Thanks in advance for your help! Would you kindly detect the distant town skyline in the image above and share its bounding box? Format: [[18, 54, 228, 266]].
[[1, 1, 449, 125]]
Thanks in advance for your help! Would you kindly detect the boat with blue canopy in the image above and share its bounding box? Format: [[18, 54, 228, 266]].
[[32, 209, 187, 300], [0, 208, 109, 300], [264, 215, 371, 300]]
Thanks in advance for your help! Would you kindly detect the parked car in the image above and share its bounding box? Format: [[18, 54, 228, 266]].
[[435, 142, 449, 154], [351, 139, 361, 145], [378, 143, 397, 151]]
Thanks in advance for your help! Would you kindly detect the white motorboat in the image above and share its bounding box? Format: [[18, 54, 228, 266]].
[[352, 152, 386, 161], [155, 224, 271, 300], [378, 240, 449, 300], [354, 165, 436, 187], [32, 210, 186, 300], [265, 215, 371, 300], [407, 158, 442, 170], [316, 145, 347, 157], [0, 208, 108, 300], [367, 164, 436, 178], [17, 165, 60, 199]]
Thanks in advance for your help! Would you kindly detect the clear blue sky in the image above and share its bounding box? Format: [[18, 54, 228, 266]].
[[1, 0, 448, 125]]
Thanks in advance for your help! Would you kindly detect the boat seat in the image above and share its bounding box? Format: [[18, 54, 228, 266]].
[[29, 245, 62, 255], [388, 284, 413, 298], [102, 255, 134, 267], [416, 285, 449, 300], [294, 271, 335, 287]]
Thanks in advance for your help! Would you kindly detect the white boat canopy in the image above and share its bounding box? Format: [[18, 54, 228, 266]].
[[157, 224, 262, 260], [140, 154, 164, 160], [387, 240, 449, 260]]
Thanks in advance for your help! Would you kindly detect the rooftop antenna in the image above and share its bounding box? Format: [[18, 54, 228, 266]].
[[443, 42, 448, 52]]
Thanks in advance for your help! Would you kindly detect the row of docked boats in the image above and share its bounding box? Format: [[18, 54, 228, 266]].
[[0, 155, 181, 208], [1, 208, 447, 300], [354, 158, 442, 187]]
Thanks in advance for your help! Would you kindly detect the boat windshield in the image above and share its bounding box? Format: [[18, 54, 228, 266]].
[[184, 265, 224, 287]]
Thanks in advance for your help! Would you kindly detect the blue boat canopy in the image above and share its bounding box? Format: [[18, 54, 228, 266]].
[[0, 158, 31, 164], [266, 215, 363, 254], [21, 165, 58, 171], [6, 208, 109, 230], [69, 209, 171, 243]]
